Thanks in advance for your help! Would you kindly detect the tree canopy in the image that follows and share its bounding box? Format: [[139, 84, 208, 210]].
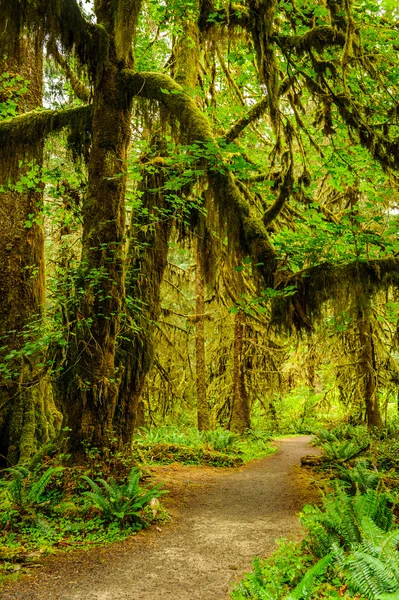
[[1, 0, 399, 463]]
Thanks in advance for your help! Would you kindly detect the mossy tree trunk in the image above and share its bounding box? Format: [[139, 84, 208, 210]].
[[113, 161, 173, 446], [358, 315, 383, 430], [195, 236, 210, 431], [230, 310, 251, 433], [0, 29, 60, 465], [56, 0, 142, 461]]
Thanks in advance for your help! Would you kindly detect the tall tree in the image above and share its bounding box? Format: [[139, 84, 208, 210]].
[[1, 0, 399, 458], [0, 14, 60, 465]]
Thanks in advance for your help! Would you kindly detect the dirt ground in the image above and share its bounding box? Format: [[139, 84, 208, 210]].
[[0, 436, 321, 600]]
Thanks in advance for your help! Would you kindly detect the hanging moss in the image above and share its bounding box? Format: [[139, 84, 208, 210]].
[[114, 0, 142, 64], [0, 0, 108, 77], [247, 0, 280, 133], [122, 69, 277, 288], [271, 258, 399, 332], [0, 104, 92, 178]]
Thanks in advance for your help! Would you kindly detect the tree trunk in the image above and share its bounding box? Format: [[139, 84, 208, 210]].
[[230, 310, 251, 433], [113, 162, 172, 446], [358, 317, 383, 429], [0, 29, 60, 465], [56, 3, 141, 460], [195, 237, 210, 431]]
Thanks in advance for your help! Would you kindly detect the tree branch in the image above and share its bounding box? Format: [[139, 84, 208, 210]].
[[48, 43, 91, 103], [121, 69, 277, 287], [263, 163, 293, 227], [0, 104, 92, 155], [272, 258, 399, 331], [222, 97, 269, 144], [277, 26, 346, 54]]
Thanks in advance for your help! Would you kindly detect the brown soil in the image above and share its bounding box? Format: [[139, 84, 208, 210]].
[[1, 436, 321, 600]]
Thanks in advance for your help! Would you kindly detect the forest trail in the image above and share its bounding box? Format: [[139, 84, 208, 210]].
[[1, 436, 321, 600]]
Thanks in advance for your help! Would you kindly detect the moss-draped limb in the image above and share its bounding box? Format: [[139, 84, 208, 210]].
[[272, 258, 399, 331], [222, 97, 269, 144], [277, 27, 346, 55], [262, 163, 293, 228], [48, 42, 90, 103], [122, 70, 277, 287], [0, 104, 92, 154], [0, 0, 105, 73]]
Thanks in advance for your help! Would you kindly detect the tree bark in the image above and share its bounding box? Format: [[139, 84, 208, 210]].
[[358, 316, 383, 430], [230, 310, 251, 433], [0, 29, 60, 465], [56, 2, 142, 461], [195, 236, 210, 431]]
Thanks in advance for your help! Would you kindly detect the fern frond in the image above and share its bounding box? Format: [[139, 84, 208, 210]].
[[283, 553, 333, 600], [28, 467, 64, 505], [344, 550, 399, 598]]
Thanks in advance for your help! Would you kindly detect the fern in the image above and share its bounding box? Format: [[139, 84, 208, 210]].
[[283, 553, 333, 600], [82, 467, 167, 525], [337, 461, 380, 493], [320, 439, 368, 462], [1, 466, 63, 510], [344, 550, 399, 599]]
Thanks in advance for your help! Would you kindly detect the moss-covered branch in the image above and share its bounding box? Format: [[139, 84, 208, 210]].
[[0, 104, 92, 153], [222, 97, 269, 144], [272, 258, 399, 331], [122, 69, 277, 287], [263, 163, 293, 227], [277, 26, 346, 55], [48, 43, 90, 103]]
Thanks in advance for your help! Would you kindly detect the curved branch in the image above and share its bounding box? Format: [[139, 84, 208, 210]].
[[121, 69, 277, 287], [48, 43, 90, 103], [272, 258, 399, 331], [277, 26, 346, 54], [263, 163, 293, 227], [0, 105, 92, 165], [222, 97, 269, 144]]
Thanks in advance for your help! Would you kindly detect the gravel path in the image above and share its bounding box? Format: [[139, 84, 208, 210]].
[[1, 436, 320, 600]]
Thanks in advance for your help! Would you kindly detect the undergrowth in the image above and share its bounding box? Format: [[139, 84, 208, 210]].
[[232, 422, 399, 600], [0, 426, 274, 584], [0, 451, 168, 585], [132, 426, 275, 465]]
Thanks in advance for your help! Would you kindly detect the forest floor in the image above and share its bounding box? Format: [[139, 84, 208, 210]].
[[0, 436, 321, 600]]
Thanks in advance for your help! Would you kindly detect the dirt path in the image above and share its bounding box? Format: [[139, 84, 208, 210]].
[[1, 436, 320, 600]]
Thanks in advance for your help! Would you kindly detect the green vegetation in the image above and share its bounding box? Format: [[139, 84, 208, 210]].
[[132, 426, 275, 465], [232, 424, 399, 600], [0, 455, 167, 583], [2, 0, 399, 593]]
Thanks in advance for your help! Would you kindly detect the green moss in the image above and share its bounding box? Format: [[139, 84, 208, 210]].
[[271, 258, 399, 331], [122, 69, 277, 288], [133, 442, 244, 467], [0, 105, 92, 179]]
